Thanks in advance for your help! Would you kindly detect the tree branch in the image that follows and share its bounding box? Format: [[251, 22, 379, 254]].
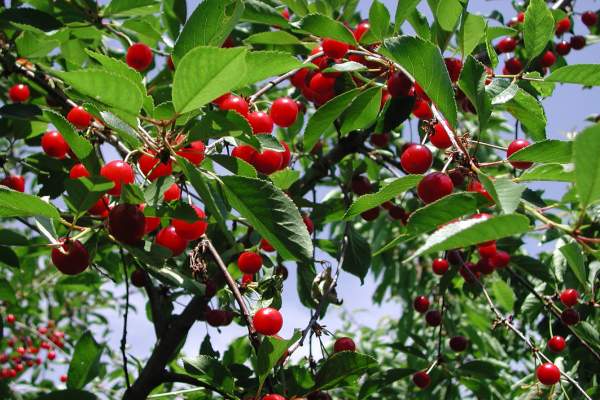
[[119, 249, 132, 390]]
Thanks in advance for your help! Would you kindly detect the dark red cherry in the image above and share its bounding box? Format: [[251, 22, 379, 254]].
[[432, 258, 449, 275], [413, 296, 429, 313], [444, 57, 462, 82], [505, 57, 523, 74], [417, 172, 453, 204], [555, 41, 571, 56], [425, 310, 442, 326], [412, 371, 430, 389], [430, 123, 452, 149], [559, 289, 578, 307], [108, 204, 146, 245], [582, 11, 598, 27], [400, 144, 432, 174], [412, 99, 433, 120], [570, 35, 586, 50], [51, 239, 89, 275], [555, 17, 571, 36], [333, 337, 356, 352], [539, 50, 556, 68], [496, 37, 517, 53], [351, 175, 371, 195], [387, 71, 412, 97], [130, 269, 147, 288], [449, 335, 468, 352], [561, 308, 580, 325]]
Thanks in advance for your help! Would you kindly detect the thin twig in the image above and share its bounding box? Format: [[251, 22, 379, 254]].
[[119, 249, 132, 390]]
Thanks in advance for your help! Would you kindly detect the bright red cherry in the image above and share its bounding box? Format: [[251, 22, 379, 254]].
[[66, 106, 92, 130], [8, 84, 30, 102], [400, 144, 432, 174], [536, 363, 560, 385], [351, 175, 371, 195], [101, 160, 134, 196], [69, 163, 90, 179], [6, 314, 15, 324], [262, 394, 286, 400], [467, 179, 493, 202], [412, 99, 433, 120], [333, 337, 356, 352], [88, 196, 110, 218], [51, 239, 89, 275], [449, 335, 469, 352], [247, 111, 274, 134], [177, 141, 205, 165], [506, 139, 532, 169], [539, 50, 556, 68], [430, 123, 452, 149], [260, 238, 275, 252], [41, 131, 69, 159], [555, 17, 571, 36], [309, 72, 336, 94], [505, 57, 523, 74], [220, 95, 249, 116], [126, 43, 153, 72], [108, 204, 146, 245], [237, 251, 263, 274], [417, 172, 454, 204], [559, 289, 579, 307], [489, 250, 510, 269], [163, 183, 181, 202], [582, 11, 598, 27], [561, 308, 580, 325], [570, 35, 586, 50], [172, 205, 207, 241], [432, 258, 449, 275], [412, 371, 430, 389], [354, 21, 370, 41], [253, 307, 283, 336], [279, 141, 291, 169], [270, 97, 299, 128], [130, 269, 147, 288], [60, 374, 68, 383], [47, 351, 56, 360], [253, 150, 283, 175], [425, 310, 442, 326], [555, 41, 571, 56], [444, 57, 462, 82], [1, 175, 25, 192], [232, 145, 258, 164], [370, 132, 390, 148], [547, 335, 566, 353], [322, 38, 349, 59], [477, 241, 497, 258], [281, 8, 290, 20], [138, 152, 172, 181], [387, 71, 413, 97], [155, 226, 188, 256], [303, 215, 314, 234], [496, 37, 517, 53], [139, 204, 160, 234], [291, 68, 310, 88], [413, 296, 429, 313]]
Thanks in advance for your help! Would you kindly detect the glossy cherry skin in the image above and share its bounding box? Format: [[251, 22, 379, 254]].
[[582, 11, 598, 27], [353, 21, 370, 41], [333, 337, 356, 352], [432, 258, 449, 275], [108, 204, 146, 245], [309, 72, 336, 93], [253, 150, 283, 175], [237, 251, 263, 274], [505, 57, 523, 74], [559, 289, 579, 307], [413, 296, 429, 313], [8, 84, 30, 102], [444, 57, 462, 82], [425, 310, 442, 326], [570, 35, 586, 50], [247, 111, 274, 134], [155, 226, 189, 256], [262, 394, 286, 400], [322, 38, 349, 59], [269, 97, 299, 128], [400, 144, 432, 174], [138, 152, 172, 181], [412, 371, 430, 389], [387, 71, 412, 97], [477, 241, 497, 258], [561, 308, 580, 325], [260, 238, 275, 252], [467, 179, 493, 202], [536, 363, 560, 385], [126, 43, 153, 71], [232, 145, 258, 164], [489, 250, 510, 269], [496, 37, 517, 53], [100, 160, 135, 196], [539, 50, 556, 68], [69, 163, 90, 179], [177, 141, 206, 165], [51, 239, 89, 275], [547, 335, 566, 353], [279, 141, 291, 169], [130, 269, 147, 288], [449, 336, 469, 352], [412, 99, 433, 120], [253, 307, 283, 336], [41, 131, 69, 159], [417, 172, 454, 204], [1, 175, 25, 192], [220, 95, 249, 117], [173, 205, 207, 240], [555, 41, 571, 56], [555, 17, 571, 36], [163, 183, 181, 202], [139, 204, 160, 234], [430, 123, 452, 149], [66, 106, 92, 130]]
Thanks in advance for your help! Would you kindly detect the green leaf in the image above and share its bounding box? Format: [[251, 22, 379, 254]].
[[104, 0, 159, 16], [183, 355, 235, 394], [172, 0, 244, 63], [407, 214, 531, 260], [459, 13, 486, 57], [573, 124, 600, 207], [570, 322, 600, 353], [0, 246, 19, 268], [516, 164, 575, 182], [511, 255, 554, 283], [322, 61, 367, 73], [303, 88, 361, 151], [484, 24, 499, 69], [0, 279, 16, 303], [435, 0, 463, 32], [0, 8, 62, 31], [407, 9, 431, 41], [459, 360, 501, 380], [146, 266, 206, 294], [0, 188, 60, 219], [67, 331, 103, 389], [237, 51, 307, 88], [85, 50, 146, 99], [344, 176, 422, 219], [394, 0, 420, 28], [546, 64, 600, 86], [244, 31, 304, 46], [0, 103, 41, 120], [33, 390, 97, 400], [64, 177, 114, 216], [492, 279, 516, 311], [0, 230, 28, 246], [340, 86, 382, 135], [458, 56, 492, 131], [57, 273, 102, 292], [359, 368, 414, 399], [52, 70, 143, 116], [382, 36, 457, 127], [242, 0, 289, 27], [256, 331, 301, 387], [509, 139, 572, 164], [559, 242, 587, 288], [119, 183, 146, 205], [173, 46, 247, 113], [478, 174, 525, 214], [210, 154, 257, 178], [298, 14, 357, 45], [144, 176, 176, 206], [312, 352, 377, 391], [502, 88, 547, 141], [340, 226, 372, 284], [523, 0, 554, 60], [191, 109, 252, 141], [269, 169, 300, 190], [220, 175, 313, 261], [488, 80, 518, 105], [368, 0, 390, 40]]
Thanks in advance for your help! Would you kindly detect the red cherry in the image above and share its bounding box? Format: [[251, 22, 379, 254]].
[[489, 250, 510, 269], [220, 95, 249, 116], [322, 38, 349, 59], [354, 21, 370, 41], [412, 371, 430, 389], [333, 337, 356, 352], [561, 308, 580, 325], [417, 172, 454, 204], [496, 37, 517, 53], [253, 150, 283, 175], [1, 175, 25, 192], [351, 175, 371, 195], [517, 11, 525, 22], [232, 145, 258, 164], [177, 141, 206, 165], [467, 179, 493, 202], [140, 204, 160, 234], [8, 84, 30, 102], [425, 310, 442, 326], [253, 307, 283, 336], [444, 58, 462, 82], [247, 112, 274, 134], [69, 163, 90, 179], [237, 251, 262, 274], [100, 160, 134, 196], [448, 169, 464, 186], [387, 71, 413, 97], [449, 335, 468, 352], [539, 50, 556, 68], [212, 93, 232, 107], [303, 215, 314, 234], [400, 144, 432, 174], [262, 395, 286, 400], [412, 99, 433, 120], [309, 72, 336, 94], [309, 46, 328, 69], [167, 55, 175, 71], [432, 258, 449, 275], [559, 289, 579, 307], [555, 17, 571, 36], [582, 11, 598, 27], [88, 196, 110, 218], [51, 239, 89, 275], [206, 309, 229, 326], [163, 183, 181, 202], [6, 314, 15, 324], [281, 8, 290, 20], [173, 205, 207, 240], [388, 206, 408, 223], [60, 374, 68, 383], [430, 123, 452, 149], [361, 207, 380, 221], [66, 106, 92, 130], [126, 43, 153, 71], [260, 238, 274, 252], [413, 296, 429, 313], [505, 57, 523, 74], [155, 226, 189, 256], [41, 131, 69, 159], [555, 41, 571, 56], [270, 97, 298, 128], [476, 257, 495, 275], [138, 152, 172, 181], [109, 204, 146, 245], [536, 363, 560, 385], [547, 335, 566, 353], [570, 35, 586, 50], [291, 68, 310, 88], [130, 269, 147, 288], [279, 141, 291, 169], [370, 132, 390, 148], [477, 241, 497, 258]]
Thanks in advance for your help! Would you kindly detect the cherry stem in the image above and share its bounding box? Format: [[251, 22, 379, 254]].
[[469, 140, 507, 151]]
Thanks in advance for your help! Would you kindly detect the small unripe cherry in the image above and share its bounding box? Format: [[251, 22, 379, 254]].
[[177, 141, 206, 165], [237, 251, 263, 274], [333, 337, 356, 352], [322, 38, 349, 59], [400, 144, 432, 174], [126, 43, 153, 72], [247, 111, 274, 134], [412, 371, 430, 389], [1, 175, 25, 192], [425, 310, 442, 326], [253, 307, 283, 336], [413, 296, 429, 313], [138, 152, 172, 181], [536, 363, 560, 386], [69, 163, 90, 179], [449, 335, 469, 352], [109, 204, 146, 245], [41, 131, 69, 159], [8, 84, 30, 102], [582, 11, 598, 27], [66, 106, 92, 130], [156, 226, 189, 256], [172, 205, 207, 240], [270, 97, 299, 127], [559, 289, 579, 307], [430, 123, 452, 149], [51, 239, 89, 275], [220, 95, 249, 116], [561, 308, 580, 325], [432, 258, 449, 275], [547, 335, 566, 353], [232, 145, 258, 164], [100, 160, 135, 196], [417, 172, 454, 204]]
